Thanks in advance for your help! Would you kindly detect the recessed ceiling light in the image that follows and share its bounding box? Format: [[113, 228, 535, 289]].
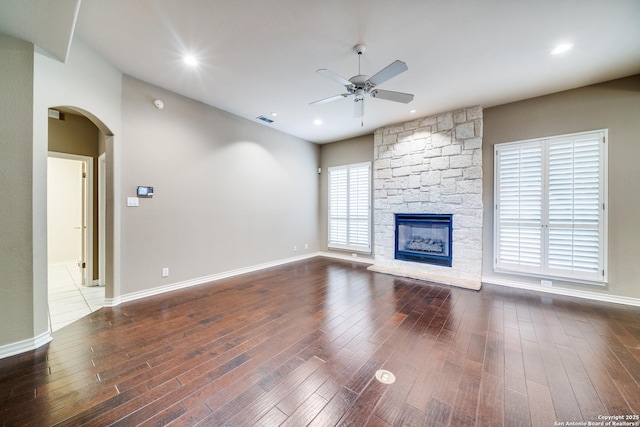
[[313, 119, 322, 126], [409, 109, 417, 114], [270, 112, 278, 117], [184, 55, 198, 66], [551, 43, 574, 55]]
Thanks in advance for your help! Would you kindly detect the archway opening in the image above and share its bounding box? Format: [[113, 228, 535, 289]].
[[47, 106, 114, 330]]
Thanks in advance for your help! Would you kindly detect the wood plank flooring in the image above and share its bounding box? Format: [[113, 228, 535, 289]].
[[1, 257, 640, 426]]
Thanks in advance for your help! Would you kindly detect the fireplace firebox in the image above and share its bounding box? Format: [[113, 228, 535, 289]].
[[395, 214, 453, 267]]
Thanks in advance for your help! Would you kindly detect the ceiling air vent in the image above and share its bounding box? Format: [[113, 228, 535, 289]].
[[48, 109, 64, 120], [256, 115, 274, 124]]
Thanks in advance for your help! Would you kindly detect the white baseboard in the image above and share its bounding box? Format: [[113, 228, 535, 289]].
[[99, 254, 640, 309], [0, 331, 52, 360], [104, 252, 319, 307], [104, 252, 375, 308], [483, 275, 640, 307]]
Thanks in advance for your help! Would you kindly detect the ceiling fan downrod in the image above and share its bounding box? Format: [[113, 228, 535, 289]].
[[354, 44, 366, 75]]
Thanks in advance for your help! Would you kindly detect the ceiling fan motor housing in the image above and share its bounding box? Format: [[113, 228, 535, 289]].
[[349, 74, 372, 93]]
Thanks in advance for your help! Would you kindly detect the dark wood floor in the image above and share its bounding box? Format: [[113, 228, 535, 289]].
[[1, 257, 640, 426]]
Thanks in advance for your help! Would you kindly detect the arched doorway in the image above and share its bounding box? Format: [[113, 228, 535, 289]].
[[47, 106, 114, 330]]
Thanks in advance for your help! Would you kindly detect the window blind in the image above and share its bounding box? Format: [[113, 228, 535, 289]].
[[494, 130, 607, 283], [328, 162, 371, 252]]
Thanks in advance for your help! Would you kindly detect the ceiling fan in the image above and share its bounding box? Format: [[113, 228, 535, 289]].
[[310, 44, 414, 121]]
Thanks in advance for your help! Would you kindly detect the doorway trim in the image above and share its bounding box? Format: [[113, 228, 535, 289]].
[[98, 152, 106, 287]]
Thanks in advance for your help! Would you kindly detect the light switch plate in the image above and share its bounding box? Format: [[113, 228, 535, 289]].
[[127, 197, 139, 207]]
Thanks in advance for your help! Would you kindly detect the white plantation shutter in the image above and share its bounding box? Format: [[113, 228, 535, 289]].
[[495, 143, 543, 273], [494, 130, 607, 283], [348, 165, 370, 248], [547, 134, 603, 281], [328, 162, 371, 252], [329, 168, 348, 245]]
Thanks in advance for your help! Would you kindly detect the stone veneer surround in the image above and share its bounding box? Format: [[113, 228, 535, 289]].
[[368, 106, 483, 290]]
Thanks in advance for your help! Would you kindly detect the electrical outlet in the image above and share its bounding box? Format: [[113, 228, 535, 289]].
[[293, 245, 297, 252], [304, 243, 308, 250], [540, 279, 552, 287], [162, 267, 169, 277]]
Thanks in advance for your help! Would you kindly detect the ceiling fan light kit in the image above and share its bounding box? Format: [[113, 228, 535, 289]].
[[310, 44, 414, 124]]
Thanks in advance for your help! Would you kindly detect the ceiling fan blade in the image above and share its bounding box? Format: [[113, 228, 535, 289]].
[[317, 69, 353, 87], [353, 99, 364, 118], [367, 60, 408, 87], [371, 89, 414, 104], [309, 93, 350, 106]]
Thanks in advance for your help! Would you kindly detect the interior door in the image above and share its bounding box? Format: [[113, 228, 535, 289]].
[[48, 153, 93, 287]]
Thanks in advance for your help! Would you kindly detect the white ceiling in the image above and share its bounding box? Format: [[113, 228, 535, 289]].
[[0, 0, 79, 62], [2, 1, 640, 144]]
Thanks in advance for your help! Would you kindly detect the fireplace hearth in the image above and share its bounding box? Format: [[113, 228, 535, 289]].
[[395, 214, 452, 267]]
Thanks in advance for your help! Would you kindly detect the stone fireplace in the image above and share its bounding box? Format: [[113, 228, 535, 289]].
[[368, 106, 483, 290]]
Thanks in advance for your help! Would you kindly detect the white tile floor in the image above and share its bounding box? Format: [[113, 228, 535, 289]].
[[48, 262, 105, 331]]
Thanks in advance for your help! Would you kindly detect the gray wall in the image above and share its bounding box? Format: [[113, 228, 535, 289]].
[[120, 76, 320, 294], [0, 34, 36, 346], [482, 75, 640, 298], [318, 134, 374, 257]]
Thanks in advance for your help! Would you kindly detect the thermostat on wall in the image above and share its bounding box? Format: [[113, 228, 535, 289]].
[[137, 186, 154, 197]]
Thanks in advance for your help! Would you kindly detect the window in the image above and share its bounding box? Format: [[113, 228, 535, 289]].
[[328, 162, 371, 253], [494, 130, 607, 284]]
